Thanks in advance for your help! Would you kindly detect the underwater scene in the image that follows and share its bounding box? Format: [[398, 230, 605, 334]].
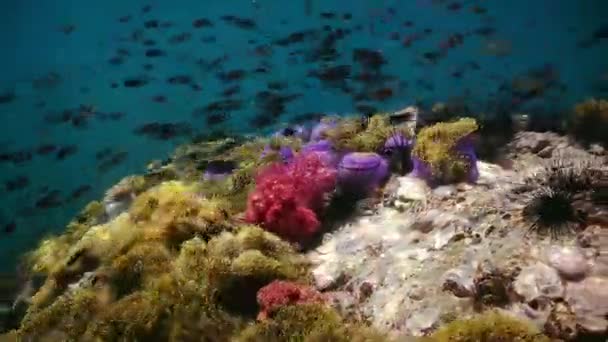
[[1, 0, 608, 340]]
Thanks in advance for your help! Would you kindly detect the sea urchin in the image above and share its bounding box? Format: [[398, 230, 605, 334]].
[[523, 189, 585, 238]]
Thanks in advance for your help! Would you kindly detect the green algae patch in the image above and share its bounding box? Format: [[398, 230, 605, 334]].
[[237, 303, 391, 342], [426, 310, 550, 342], [324, 113, 411, 152]]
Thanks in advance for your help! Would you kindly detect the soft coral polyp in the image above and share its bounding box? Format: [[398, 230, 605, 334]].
[[245, 152, 337, 244]]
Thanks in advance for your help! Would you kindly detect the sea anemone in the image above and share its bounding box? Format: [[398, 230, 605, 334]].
[[337, 152, 389, 196], [412, 118, 479, 186], [522, 188, 585, 238], [383, 132, 414, 174]]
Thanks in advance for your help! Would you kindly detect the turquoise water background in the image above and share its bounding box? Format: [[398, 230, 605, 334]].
[[0, 0, 606, 272]]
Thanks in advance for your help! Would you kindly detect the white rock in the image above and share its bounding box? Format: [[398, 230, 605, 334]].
[[565, 277, 608, 333], [513, 262, 564, 302], [547, 246, 590, 280], [396, 176, 428, 203], [433, 185, 457, 199], [406, 306, 441, 335]]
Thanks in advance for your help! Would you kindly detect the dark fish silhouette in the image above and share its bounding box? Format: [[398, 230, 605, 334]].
[[95, 147, 114, 160], [145, 48, 166, 57], [193, 18, 213, 28], [118, 15, 132, 23], [123, 76, 150, 88], [134, 122, 193, 140], [70, 185, 92, 200], [98, 152, 129, 173], [56, 145, 78, 160], [36, 144, 57, 156], [35, 190, 62, 209], [5, 176, 29, 192], [220, 15, 256, 30], [0, 91, 15, 104]]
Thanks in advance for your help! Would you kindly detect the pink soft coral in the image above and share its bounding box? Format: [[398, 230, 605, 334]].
[[245, 152, 337, 244], [256, 280, 325, 320]]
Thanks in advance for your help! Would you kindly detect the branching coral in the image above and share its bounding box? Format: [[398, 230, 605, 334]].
[[412, 118, 479, 185], [245, 152, 337, 244], [571, 98, 608, 146], [427, 310, 550, 342]]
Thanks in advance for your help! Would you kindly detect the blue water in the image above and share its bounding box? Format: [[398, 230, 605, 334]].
[[0, 0, 606, 272]]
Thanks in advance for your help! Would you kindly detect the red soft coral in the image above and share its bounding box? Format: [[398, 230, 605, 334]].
[[256, 280, 325, 320], [245, 152, 337, 244]]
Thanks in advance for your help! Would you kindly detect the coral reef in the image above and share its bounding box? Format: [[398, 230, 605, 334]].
[[412, 118, 479, 185], [245, 152, 337, 244]]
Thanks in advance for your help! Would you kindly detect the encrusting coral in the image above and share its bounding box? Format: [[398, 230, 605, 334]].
[[412, 117, 479, 185]]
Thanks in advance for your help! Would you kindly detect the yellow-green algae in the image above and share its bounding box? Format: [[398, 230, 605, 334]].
[[424, 310, 550, 342], [412, 117, 478, 183], [236, 303, 391, 342], [16, 182, 314, 341], [324, 113, 412, 152]]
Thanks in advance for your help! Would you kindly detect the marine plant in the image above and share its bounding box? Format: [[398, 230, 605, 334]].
[[411, 117, 479, 186], [571, 98, 608, 146], [245, 152, 337, 245], [427, 310, 550, 342]]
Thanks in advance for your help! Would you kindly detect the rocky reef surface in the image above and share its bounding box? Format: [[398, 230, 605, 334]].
[[309, 131, 608, 339]]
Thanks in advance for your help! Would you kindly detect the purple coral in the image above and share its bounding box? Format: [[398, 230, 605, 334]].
[[203, 160, 236, 181], [337, 152, 389, 195]]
